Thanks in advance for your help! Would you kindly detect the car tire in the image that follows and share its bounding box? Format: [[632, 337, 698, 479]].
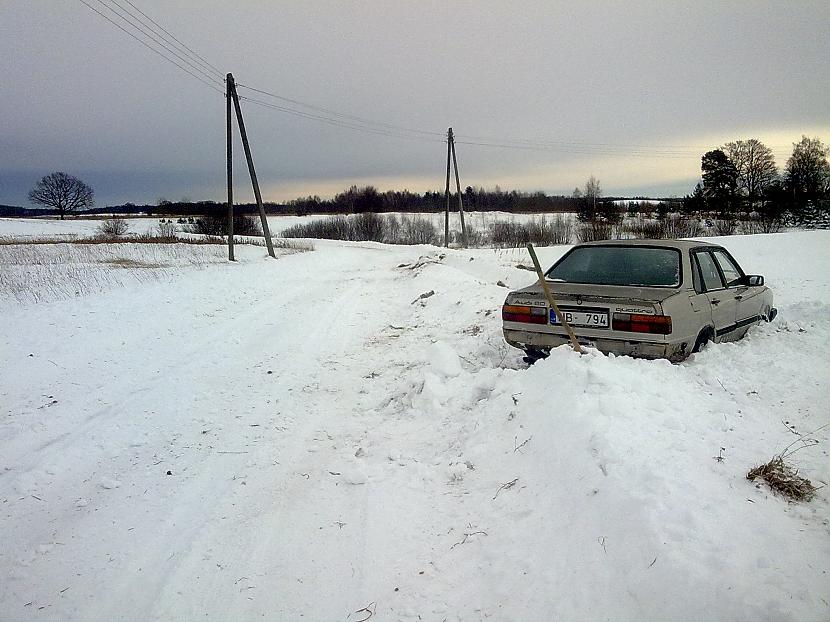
[[692, 328, 714, 354]]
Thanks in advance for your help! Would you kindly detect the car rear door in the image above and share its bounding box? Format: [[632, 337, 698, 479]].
[[692, 249, 736, 340]]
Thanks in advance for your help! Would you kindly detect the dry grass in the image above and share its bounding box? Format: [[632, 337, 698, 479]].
[[0, 235, 312, 305], [0, 234, 224, 246], [747, 425, 827, 502], [104, 258, 167, 269], [746, 456, 817, 502], [1, 243, 227, 304]]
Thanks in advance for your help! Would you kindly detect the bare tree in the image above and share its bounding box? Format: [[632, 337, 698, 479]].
[[723, 139, 778, 210], [584, 175, 602, 203], [28, 172, 94, 219]]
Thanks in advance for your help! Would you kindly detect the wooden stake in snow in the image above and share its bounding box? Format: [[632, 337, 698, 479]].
[[526, 243, 583, 354]]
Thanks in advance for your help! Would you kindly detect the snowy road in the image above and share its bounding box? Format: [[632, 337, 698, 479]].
[[1, 232, 829, 621]]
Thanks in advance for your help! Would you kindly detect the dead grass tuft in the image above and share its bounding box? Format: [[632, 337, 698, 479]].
[[746, 456, 817, 502], [747, 424, 827, 502]]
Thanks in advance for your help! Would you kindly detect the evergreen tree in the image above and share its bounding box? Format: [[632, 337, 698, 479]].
[[701, 150, 738, 219]]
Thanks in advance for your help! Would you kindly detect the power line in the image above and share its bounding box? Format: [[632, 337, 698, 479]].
[[452, 139, 700, 159], [237, 95, 445, 144], [118, 0, 224, 77], [235, 83, 446, 139], [96, 0, 222, 86], [77, 0, 224, 94], [76, 0, 798, 161], [454, 133, 793, 155]]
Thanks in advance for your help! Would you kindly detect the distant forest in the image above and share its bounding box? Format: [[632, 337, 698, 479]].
[[1, 185, 669, 218]]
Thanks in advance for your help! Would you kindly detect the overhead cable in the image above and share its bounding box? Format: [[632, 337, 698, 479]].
[[118, 0, 224, 77], [237, 95, 445, 144], [235, 83, 446, 139], [77, 0, 223, 94], [96, 0, 222, 86]]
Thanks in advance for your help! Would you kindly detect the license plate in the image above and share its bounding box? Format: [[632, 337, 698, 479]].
[[550, 307, 609, 328]]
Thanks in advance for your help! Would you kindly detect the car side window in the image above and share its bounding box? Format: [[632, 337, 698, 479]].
[[695, 251, 724, 291], [712, 249, 743, 287], [690, 253, 703, 293]]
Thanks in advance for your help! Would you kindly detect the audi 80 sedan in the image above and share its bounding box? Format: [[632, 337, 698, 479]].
[[502, 239, 776, 362]]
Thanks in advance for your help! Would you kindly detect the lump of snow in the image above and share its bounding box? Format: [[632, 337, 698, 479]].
[[341, 465, 367, 485], [428, 341, 463, 378], [446, 462, 470, 482]]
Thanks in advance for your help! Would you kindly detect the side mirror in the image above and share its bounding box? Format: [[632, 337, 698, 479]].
[[745, 275, 764, 286]]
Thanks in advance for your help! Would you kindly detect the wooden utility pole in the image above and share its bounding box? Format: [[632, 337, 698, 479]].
[[226, 73, 276, 259], [444, 128, 452, 247], [226, 73, 234, 261], [448, 128, 467, 248]]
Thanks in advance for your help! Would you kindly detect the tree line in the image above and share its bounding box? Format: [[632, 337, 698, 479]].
[[683, 135, 830, 227], [19, 135, 828, 227]]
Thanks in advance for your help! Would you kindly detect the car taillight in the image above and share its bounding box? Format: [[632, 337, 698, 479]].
[[612, 313, 672, 334], [502, 304, 548, 324]]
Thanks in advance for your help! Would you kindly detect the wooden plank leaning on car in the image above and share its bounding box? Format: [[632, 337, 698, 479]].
[[526, 243, 583, 354]]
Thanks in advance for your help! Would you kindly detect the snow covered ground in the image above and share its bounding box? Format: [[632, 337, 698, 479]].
[[0, 227, 828, 621], [0, 211, 570, 241]]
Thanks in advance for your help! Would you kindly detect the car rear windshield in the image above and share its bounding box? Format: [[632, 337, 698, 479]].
[[546, 245, 681, 287]]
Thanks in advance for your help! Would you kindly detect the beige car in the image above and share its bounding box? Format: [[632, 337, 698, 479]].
[[503, 239, 776, 363]]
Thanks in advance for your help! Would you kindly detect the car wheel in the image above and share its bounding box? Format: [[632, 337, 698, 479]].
[[692, 328, 713, 354]]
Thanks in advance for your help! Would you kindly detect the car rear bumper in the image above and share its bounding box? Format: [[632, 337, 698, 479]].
[[504, 328, 691, 362]]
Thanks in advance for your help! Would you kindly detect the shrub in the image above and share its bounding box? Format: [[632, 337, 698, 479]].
[[400, 216, 437, 245], [96, 218, 130, 237], [490, 220, 525, 247], [576, 220, 616, 242], [384, 214, 401, 244], [626, 216, 665, 239], [625, 215, 702, 240], [352, 212, 384, 242], [157, 221, 177, 239], [282, 215, 352, 240], [489, 216, 572, 247], [712, 219, 738, 236], [192, 214, 262, 237], [664, 215, 703, 239], [447, 224, 484, 247]]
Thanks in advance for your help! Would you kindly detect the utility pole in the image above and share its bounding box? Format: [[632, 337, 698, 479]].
[[226, 73, 276, 258], [444, 128, 452, 247], [226, 73, 234, 261], [449, 128, 468, 248]]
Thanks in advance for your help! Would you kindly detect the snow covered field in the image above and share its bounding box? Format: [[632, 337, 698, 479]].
[[1, 227, 828, 621], [0, 211, 569, 241]]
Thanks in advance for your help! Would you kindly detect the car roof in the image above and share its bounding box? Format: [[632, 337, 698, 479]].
[[576, 238, 719, 250]]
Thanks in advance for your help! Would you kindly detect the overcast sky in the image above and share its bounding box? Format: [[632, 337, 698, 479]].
[[2, 1, 828, 206]]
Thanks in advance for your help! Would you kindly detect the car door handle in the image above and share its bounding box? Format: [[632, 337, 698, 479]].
[[734, 295, 743, 300], [711, 299, 720, 305]]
